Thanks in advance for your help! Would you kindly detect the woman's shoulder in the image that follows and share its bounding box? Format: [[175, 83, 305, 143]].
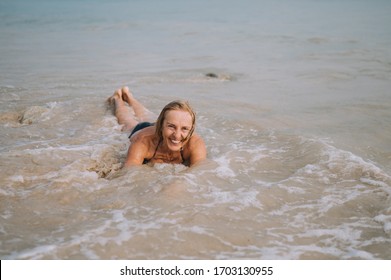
[[184, 133, 207, 166], [188, 133, 205, 145], [125, 126, 158, 166], [130, 126, 156, 143], [129, 126, 159, 156], [184, 133, 206, 154]]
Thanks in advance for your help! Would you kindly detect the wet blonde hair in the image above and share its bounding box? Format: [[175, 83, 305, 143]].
[[155, 100, 196, 144]]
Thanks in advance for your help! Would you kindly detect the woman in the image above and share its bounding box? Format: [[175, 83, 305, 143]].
[[108, 86, 207, 167]]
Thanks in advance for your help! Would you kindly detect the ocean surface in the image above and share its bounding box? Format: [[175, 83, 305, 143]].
[[1, 0, 391, 259]]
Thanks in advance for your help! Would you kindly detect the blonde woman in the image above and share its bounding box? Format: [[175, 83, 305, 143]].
[[108, 86, 207, 167]]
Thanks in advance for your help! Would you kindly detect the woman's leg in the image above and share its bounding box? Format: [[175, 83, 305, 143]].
[[108, 88, 139, 131], [121, 86, 157, 123]]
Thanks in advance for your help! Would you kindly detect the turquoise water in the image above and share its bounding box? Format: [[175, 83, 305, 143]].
[[1, 0, 391, 259]]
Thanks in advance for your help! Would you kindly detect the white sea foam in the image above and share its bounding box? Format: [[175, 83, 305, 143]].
[[374, 214, 391, 235], [6, 245, 58, 260], [213, 155, 236, 179]]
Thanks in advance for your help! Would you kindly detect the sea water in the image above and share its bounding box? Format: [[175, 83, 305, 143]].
[[0, 0, 390, 259]]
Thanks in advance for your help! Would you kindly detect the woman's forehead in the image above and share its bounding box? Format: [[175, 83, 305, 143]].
[[164, 110, 193, 125]]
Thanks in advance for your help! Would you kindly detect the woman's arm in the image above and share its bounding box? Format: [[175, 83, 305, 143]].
[[123, 139, 149, 167], [188, 135, 207, 167]]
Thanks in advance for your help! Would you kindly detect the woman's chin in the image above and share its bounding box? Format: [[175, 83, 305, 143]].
[[169, 145, 182, 152]]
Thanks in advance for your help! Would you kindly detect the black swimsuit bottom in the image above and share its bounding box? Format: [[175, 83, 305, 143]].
[[128, 121, 155, 138]]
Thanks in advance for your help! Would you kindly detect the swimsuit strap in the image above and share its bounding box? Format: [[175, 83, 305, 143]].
[[180, 147, 184, 163], [151, 139, 161, 160], [144, 140, 185, 164]]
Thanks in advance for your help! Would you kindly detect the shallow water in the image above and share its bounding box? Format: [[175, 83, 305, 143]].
[[1, 0, 391, 259]]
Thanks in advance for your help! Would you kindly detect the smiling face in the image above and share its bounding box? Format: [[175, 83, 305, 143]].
[[161, 110, 193, 151], [155, 100, 196, 151]]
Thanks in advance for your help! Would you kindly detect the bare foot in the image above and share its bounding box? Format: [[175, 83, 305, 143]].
[[107, 88, 122, 105], [121, 86, 134, 105]]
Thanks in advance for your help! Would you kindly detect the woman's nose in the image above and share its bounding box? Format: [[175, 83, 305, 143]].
[[173, 129, 183, 137]]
